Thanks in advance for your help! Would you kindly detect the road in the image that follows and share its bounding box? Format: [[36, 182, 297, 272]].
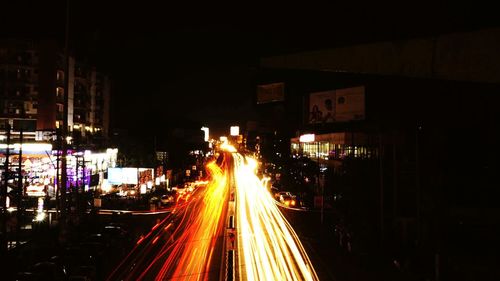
[[106, 157, 230, 281], [106, 150, 320, 280], [232, 153, 319, 281]]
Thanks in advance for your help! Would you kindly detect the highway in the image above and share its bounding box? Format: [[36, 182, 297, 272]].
[[106, 150, 319, 280]]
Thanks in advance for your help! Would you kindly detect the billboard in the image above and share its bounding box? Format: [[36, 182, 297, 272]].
[[335, 86, 365, 122], [107, 167, 138, 185], [122, 168, 138, 184], [138, 168, 153, 185], [309, 90, 336, 124], [308, 86, 365, 124], [257, 82, 285, 104], [107, 168, 123, 185], [230, 126, 239, 136]]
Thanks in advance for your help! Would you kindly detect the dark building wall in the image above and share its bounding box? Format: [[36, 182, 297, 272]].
[[36, 40, 58, 130], [257, 68, 500, 277]]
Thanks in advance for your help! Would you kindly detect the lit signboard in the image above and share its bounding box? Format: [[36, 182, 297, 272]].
[[107, 167, 139, 185], [122, 168, 138, 184], [230, 126, 239, 136], [107, 168, 123, 185]]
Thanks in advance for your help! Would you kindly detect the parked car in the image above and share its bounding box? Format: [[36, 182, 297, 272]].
[[30, 261, 67, 281], [160, 194, 175, 206], [277, 192, 297, 207]]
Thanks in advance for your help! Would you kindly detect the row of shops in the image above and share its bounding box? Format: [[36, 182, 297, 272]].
[[1, 142, 119, 202], [290, 132, 379, 162], [1, 142, 175, 207]]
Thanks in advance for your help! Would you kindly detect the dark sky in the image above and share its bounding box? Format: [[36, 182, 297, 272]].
[[3, 1, 499, 136]]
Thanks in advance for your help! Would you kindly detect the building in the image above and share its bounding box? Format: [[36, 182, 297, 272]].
[[256, 28, 500, 280], [0, 39, 111, 145], [0, 39, 116, 207]]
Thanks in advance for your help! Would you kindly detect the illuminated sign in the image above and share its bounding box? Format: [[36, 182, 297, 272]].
[[299, 134, 315, 143], [230, 126, 239, 136], [107, 168, 138, 185], [122, 168, 138, 184], [201, 127, 209, 142]]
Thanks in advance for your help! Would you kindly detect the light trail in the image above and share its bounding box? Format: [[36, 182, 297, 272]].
[[149, 160, 229, 281], [233, 153, 319, 281]]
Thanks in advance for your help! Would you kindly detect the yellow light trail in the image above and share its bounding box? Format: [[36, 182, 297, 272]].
[[135, 160, 229, 281], [233, 153, 319, 281]]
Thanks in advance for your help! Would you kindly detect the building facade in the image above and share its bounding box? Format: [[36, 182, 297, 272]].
[[0, 39, 110, 144], [0, 39, 116, 205], [256, 66, 500, 280]]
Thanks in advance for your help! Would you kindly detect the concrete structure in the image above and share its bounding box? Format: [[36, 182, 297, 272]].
[[256, 28, 500, 279], [261, 27, 500, 84], [0, 39, 111, 144]]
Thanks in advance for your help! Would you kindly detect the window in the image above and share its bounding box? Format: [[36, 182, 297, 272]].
[[56, 70, 64, 81], [56, 87, 64, 98]]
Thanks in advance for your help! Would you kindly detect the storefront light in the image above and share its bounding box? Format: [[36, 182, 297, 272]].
[[299, 134, 315, 143], [0, 143, 52, 151]]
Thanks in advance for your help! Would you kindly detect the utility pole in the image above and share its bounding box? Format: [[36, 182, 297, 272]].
[[55, 132, 60, 216], [379, 132, 385, 247], [415, 124, 421, 247], [60, 0, 70, 221], [1, 123, 11, 253], [16, 129, 23, 246]]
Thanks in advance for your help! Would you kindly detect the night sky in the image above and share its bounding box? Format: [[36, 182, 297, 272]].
[[2, 1, 499, 136]]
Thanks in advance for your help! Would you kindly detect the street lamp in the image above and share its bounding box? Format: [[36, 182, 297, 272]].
[[299, 134, 324, 224]]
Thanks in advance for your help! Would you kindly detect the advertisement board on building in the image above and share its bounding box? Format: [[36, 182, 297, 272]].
[[257, 82, 285, 104], [138, 168, 153, 185], [107, 167, 139, 185], [308, 86, 365, 124], [335, 86, 365, 122], [309, 90, 336, 124], [122, 168, 138, 184], [35, 130, 56, 141], [107, 168, 123, 185]]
